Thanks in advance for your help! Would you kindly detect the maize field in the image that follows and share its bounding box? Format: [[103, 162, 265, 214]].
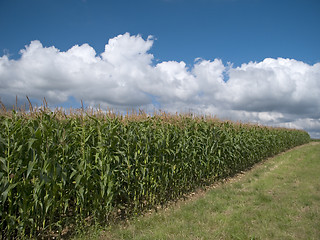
[[0, 107, 310, 238]]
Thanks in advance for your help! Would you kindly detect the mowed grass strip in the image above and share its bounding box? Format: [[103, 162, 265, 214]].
[[85, 142, 320, 240]]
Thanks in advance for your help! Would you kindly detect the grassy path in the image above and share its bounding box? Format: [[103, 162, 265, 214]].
[[79, 142, 320, 240]]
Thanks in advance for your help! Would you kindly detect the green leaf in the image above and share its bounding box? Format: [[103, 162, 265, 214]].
[[0, 157, 8, 173], [27, 160, 36, 178], [2, 183, 17, 203], [75, 174, 82, 188], [27, 138, 37, 151]]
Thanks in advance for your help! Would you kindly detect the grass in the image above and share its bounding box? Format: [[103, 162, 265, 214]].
[[76, 142, 320, 240]]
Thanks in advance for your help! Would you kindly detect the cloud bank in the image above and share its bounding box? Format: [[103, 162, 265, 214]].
[[1, 33, 320, 138]]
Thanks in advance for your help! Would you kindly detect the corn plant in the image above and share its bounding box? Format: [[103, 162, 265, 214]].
[[0, 108, 310, 238]]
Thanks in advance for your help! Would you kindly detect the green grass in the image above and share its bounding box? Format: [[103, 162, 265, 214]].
[[78, 142, 320, 240]]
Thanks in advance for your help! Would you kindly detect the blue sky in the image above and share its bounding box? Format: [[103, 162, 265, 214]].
[[0, 0, 320, 138], [1, 0, 319, 65]]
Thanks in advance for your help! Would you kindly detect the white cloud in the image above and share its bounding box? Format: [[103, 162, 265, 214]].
[[224, 58, 320, 116], [0, 33, 319, 138]]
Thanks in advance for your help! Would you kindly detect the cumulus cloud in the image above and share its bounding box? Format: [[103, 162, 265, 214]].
[[224, 58, 320, 116], [0, 33, 319, 138]]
